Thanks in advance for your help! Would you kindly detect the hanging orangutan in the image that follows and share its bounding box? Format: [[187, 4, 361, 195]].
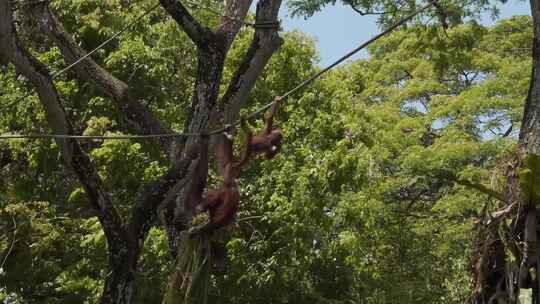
[[195, 127, 252, 232], [242, 97, 284, 160]]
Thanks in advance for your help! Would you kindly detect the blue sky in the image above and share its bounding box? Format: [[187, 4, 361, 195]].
[[279, 0, 532, 66]]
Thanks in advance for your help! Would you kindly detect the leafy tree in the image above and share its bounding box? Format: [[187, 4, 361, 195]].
[[214, 16, 530, 304], [0, 0, 537, 303], [289, 0, 513, 27], [0, 0, 285, 302]]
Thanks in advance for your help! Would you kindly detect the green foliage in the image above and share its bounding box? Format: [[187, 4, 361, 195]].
[[133, 228, 171, 303], [212, 16, 530, 304], [288, 0, 511, 27], [0, 0, 532, 301], [519, 154, 540, 205], [0, 202, 105, 303]]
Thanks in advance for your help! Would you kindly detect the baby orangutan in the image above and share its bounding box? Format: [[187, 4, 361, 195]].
[[244, 97, 284, 160]]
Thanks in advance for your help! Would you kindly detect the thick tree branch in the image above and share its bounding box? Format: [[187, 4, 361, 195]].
[[216, 0, 253, 51], [221, 0, 283, 123], [159, 0, 215, 49], [27, 3, 178, 159], [144, 46, 222, 254], [154, 2, 260, 259], [0, 0, 127, 252]]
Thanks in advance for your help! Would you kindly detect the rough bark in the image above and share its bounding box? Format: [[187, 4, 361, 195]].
[[166, 33, 227, 259], [216, 0, 254, 52], [513, 1, 540, 302], [521, 0, 540, 155]]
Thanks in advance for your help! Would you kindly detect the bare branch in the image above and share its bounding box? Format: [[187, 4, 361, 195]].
[[159, 0, 215, 49], [221, 0, 284, 123]]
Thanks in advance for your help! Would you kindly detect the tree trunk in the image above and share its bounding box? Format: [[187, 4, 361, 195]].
[[99, 241, 142, 304], [522, 0, 540, 155], [472, 1, 540, 302], [100, 259, 135, 304], [166, 48, 225, 255]]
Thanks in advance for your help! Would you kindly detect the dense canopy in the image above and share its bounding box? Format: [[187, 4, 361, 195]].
[[1, 0, 539, 303]]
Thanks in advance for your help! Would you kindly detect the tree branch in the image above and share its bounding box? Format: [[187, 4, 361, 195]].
[[159, 0, 215, 49], [349, 4, 398, 16], [0, 1, 127, 250], [26, 3, 179, 160], [344, 0, 401, 16], [221, 0, 283, 123], [216, 0, 253, 51]]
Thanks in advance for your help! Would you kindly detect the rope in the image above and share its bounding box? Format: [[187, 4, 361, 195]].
[[0, 133, 197, 140], [0, 0, 441, 140]]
